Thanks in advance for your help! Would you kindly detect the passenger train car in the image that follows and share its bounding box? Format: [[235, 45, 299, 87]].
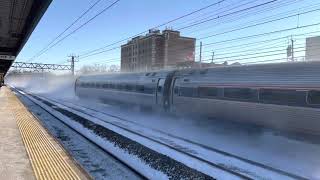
[[75, 61, 320, 135]]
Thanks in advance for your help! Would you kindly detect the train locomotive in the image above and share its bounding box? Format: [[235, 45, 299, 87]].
[[75, 61, 320, 135]]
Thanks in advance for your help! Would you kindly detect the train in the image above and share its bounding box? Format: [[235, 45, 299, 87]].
[[0, 73, 4, 87], [75, 61, 320, 135]]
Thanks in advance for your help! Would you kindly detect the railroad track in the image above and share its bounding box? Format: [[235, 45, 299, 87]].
[[55, 98, 308, 180], [14, 87, 307, 180], [13, 88, 148, 180]]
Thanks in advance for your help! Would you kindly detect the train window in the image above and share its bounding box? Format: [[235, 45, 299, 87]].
[[136, 85, 144, 92], [109, 84, 115, 89], [179, 87, 197, 97], [259, 89, 306, 105], [96, 83, 101, 88], [307, 90, 320, 105], [144, 85, 154, 94], [199, 87, 218, 98], [102, 83, 108, 89], [90, 83, 95, 88], [126, 84, 133, 91], [224, 88, 256, 100], [174, 86, 179, 94], [117, 84, 124, 90], [188, 70, 195, 75], [200, 69, 208, 74]]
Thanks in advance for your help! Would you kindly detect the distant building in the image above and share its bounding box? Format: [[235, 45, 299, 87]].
[[175, 61, 233, 69], [306, 36, 320, 61], [121, 29, 195, 72]]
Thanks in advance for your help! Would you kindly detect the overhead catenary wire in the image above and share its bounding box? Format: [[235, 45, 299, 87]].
[[96, 34, 320, 67], [188, 6, 320, 40], [80, 0, 317, 60], [79, 0, 275, 58], [80, 22, 320, 63], [28, 0, 105, 62], [176, 0, 300, 30], [177, 0, 278, 31], [29, 0, 121, 62], [182, 0, 302, 34], [34, 0, 320, 70], [96, 42, 320, 67], [78, 0, 227, 57]]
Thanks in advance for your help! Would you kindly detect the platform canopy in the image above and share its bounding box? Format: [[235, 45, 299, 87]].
[[0, 0, 52, 76]]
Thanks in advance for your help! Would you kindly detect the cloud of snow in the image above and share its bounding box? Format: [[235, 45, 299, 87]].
[[6, 73, 76, 99]]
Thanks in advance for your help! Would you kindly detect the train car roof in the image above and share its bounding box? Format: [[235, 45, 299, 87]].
[[175, 61, 320, 76], [174, 61, 320, 87], [77, 69, 175, 82]]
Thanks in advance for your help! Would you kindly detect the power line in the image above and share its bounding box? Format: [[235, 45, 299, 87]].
[[201, 22, 320, 43], [190, 6, 320, 41], [202, 45, 306, 62], [242, 55, 306, 65], [182, 0, 301, 34], [203, 48, 307, 63], [173, 0, 257, 28], [89, 42, 320, 67], [78, 0, 226, 57], [177, 0, 278, 31], [30, 0, 121, 61], [79, 0, 303, 59], [111, 25, 320, 61], [28, 0, 104, 62], [200, 29, 320, 52], [80, 46, 120, 59], [79, 23, 320, 64]]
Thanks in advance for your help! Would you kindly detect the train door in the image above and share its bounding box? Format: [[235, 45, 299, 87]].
[[156, 78, 165, 105], [0, 73, 4, 87], [171, 77, 179, 105]]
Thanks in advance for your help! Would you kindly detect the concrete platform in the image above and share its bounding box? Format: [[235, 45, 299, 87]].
[[0, 86, 89, 180]]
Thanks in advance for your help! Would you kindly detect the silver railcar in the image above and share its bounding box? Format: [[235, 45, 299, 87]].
[[75, 70, 175, 109], [171, 62, 320, 135], [75, 62, 320, 135]]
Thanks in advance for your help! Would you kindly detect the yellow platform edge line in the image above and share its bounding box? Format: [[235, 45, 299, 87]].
[[5, 87, 83, 180]]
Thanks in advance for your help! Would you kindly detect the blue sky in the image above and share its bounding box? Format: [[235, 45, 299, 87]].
[[17, 0, 320, 69]]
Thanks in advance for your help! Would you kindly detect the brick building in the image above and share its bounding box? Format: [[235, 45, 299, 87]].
[[306, 36, 320, 61], [121, 29, 195, 72]]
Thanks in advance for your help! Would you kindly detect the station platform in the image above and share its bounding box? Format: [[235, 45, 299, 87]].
[[0, 86, 88, 180]]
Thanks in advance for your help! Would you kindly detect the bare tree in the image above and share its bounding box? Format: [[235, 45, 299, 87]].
[[78, 64, 120, 75]]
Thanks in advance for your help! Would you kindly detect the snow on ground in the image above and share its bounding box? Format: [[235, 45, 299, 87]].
[[7, 75, 320, 179], [56, 96, 320, 179], [15, 89, 143, 180]]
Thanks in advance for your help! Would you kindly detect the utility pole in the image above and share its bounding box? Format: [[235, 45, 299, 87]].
[[211, 51, 214, 63], [68, 54, 79, 75], [291, 36, 294, 61], [199, 41, 202, 68]]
